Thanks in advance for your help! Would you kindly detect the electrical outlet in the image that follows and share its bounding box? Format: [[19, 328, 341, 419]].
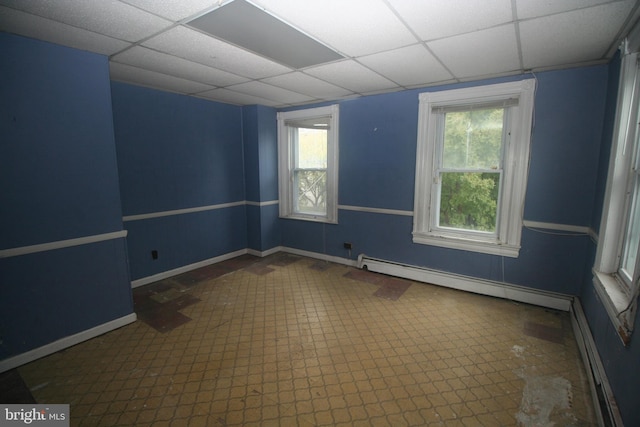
[[343, 242, 352, 250], [151, 250, 158, 260]]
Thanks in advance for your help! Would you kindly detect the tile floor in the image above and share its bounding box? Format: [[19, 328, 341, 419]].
[[15, 254, 597, 426]]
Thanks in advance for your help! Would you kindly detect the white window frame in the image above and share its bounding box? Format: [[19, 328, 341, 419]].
[[593, 34, 640, 345], [277, 104, 339, 223], [413, 80, 536, 257]]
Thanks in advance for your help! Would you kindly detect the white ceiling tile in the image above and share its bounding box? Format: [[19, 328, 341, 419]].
[[197, 88, 282, 106], [0, 6, 130, 55], [109, 62, 215, 94], [120, 0, 218, 21], [520, 2, 635, 69], [358, 44, 453, 87], [226, 81, 315, 105], [261, 72, 354, 99], [0, 0, 171, 42], [360, 87, 409, 97], [305, 60, 399, 93], [252, 0, 416, 56], [515, 0, 616, 19], [111, 46, 249, 87], [1, 0, 634, 106], [142, 26, 292, 79], [388, 0, 513, 41], [428, 24, 520, 79]]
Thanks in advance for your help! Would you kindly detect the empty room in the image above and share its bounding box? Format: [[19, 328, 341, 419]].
[[1, 0, 640, 426]]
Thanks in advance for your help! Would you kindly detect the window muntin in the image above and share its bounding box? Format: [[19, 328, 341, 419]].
[[435, 107, 506, 234], [413, 80, 536, 257], [617, 78, 640, 291], [277, 105, 338, 223], [292, 126, 328, 216], [593, 41, 640, 344]]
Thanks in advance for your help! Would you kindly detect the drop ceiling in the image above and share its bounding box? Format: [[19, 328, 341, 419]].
[[1, 0, 639, 108]]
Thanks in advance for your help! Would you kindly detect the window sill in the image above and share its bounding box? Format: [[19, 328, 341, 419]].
[[412, 232, 520, 258], [280, 213, 337, 224], [592, 270, 633, 345]]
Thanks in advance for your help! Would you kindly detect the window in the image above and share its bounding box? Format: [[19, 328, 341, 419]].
[[413, 80, 536, 257], [593, 37, 640, 344], [277, 105, 339, 223]]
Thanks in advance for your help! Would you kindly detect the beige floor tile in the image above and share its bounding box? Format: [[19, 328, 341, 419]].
[[16, 255, 597, 426]]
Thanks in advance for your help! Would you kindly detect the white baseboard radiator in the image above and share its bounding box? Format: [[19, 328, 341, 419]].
[[357, 254, 622, 426], [571, 301, 623, 427], [357, 254, 572, 311]]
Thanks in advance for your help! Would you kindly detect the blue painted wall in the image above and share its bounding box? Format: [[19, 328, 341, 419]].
[[579, 53, 640, 427], [0, 35, 124, 248], [0, 33, 132, 360], [278, 64, 640, 423], [111, 83, 247, 280], [0, 241, 132, 359], [279, 68, 607, 296], [524, 68, 607, 226], [340, 91, 418, 211], [242, 105, 280, 252], [3, 30, 636, 425]]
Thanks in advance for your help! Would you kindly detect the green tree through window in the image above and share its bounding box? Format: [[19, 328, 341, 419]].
[[294, 127, 327, 215], [414, 79, 535, 256], [438, 108, 504, 232], [278, 104, 339, 223]]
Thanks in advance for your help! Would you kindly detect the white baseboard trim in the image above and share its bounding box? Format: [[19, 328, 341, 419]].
[[0, 313, 137, 374], [571, 299, 623, 427], [132, 247, 572, 311], [131, 249, 249, 288], [280, 246, 359, 267], [357, 254, 572, 311], [132, 246, 356, 287], [248, 248, 570, 311], [247, 246, 282, 258]]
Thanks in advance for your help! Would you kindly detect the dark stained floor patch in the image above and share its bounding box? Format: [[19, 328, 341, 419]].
[[0, 369, 36, 404], [242, 252, 301, 275], [171, 271, 201, 287], [134, 290, 201, 333], [309, 261, 332, 271], [133, 254, 268, 332], [133, 281, 201, 333], [345, 268, 413, 301], [149, 287, 185, 304], [172, 264, 235, 287], [220, 254, 261, 271], [523, 321, 564, 344], [244, 264, 276, 275], [133, 254, 306, 331], [373, 278, 413, 301], [163, 294, 201, 312], [344, 269, 385, 285], [137, 307, 193, 333], [265, 253, 301, 266]]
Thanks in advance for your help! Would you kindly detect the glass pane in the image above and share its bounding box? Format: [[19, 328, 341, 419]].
[[438, 172, 499, 232], [294, 169, 327, 215], [621, 175, 640, 282], [442, 108, 504, 170], [295, 128, 327, 168]]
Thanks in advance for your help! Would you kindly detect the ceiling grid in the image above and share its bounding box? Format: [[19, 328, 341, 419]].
[[0, 0, 638, 107]]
